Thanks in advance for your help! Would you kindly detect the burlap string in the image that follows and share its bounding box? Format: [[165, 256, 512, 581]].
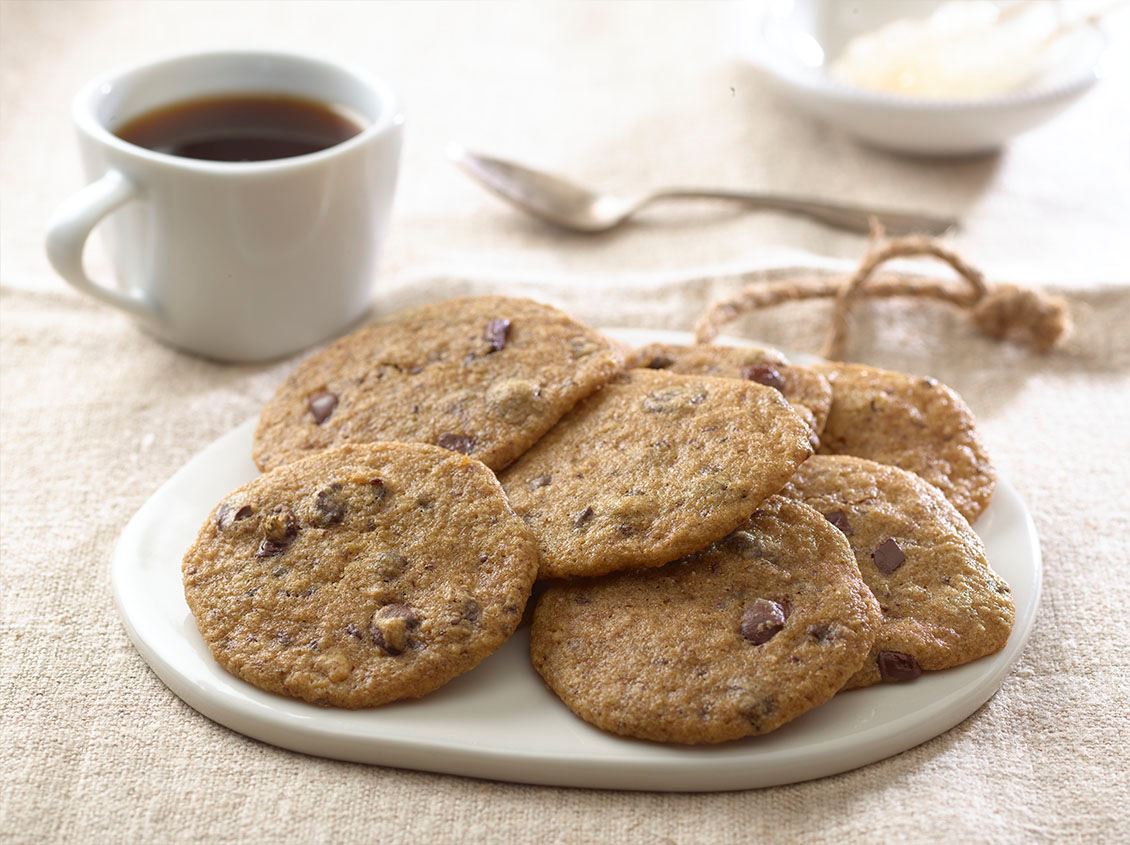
[[693, 226, 1073, 360]]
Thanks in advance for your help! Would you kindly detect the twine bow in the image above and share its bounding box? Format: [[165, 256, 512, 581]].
[[693, 224, 1072, 360]]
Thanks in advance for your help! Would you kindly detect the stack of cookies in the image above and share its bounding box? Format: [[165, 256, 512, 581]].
[[183, 296, 1014, 744]]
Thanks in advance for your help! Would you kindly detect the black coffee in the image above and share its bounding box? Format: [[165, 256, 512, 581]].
[[114, 94, 364, 162]]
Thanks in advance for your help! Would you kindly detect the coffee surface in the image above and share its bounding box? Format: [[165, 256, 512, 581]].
[[114, 94, 363, 162]]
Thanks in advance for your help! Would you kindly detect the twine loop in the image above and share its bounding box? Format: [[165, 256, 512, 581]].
[[694, 223, 1071, 359]]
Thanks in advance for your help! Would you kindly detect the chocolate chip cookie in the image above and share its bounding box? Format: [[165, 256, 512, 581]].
[[253, 297, 622, 473], [183, 443, 539, 708], [781, 455, 1014, 688], [530, 496, 881, 743], [627, 342, 833, 445], [812, 363, 995, 523], [501, 369, 813, 580]]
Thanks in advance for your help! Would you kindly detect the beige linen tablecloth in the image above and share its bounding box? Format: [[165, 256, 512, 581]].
[[3, 271, 1130, 844], [2, 2, 1130, 843]]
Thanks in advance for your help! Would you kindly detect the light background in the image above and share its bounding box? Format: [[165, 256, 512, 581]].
[[2, 0, 1128, 293]]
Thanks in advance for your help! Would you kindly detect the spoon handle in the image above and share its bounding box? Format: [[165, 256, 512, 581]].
[[645, 189, 957, 236]]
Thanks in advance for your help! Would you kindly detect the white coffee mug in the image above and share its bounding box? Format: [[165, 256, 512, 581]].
[[46, 50, 404, 362]]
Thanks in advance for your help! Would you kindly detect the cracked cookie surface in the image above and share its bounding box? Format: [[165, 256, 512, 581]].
[[626, 343, 832, 445], [781, 455, 1014, 689], [813, 362, 995, 523], [501, 369, 813, 579], [253, 296, 622, 472], [530, 496, 880, 743], [183, 443, 539, 708]]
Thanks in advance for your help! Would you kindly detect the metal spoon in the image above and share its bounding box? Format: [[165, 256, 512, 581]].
[[449, 145, 957, 236]]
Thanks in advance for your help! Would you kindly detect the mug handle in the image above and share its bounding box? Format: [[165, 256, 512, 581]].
[[46, 170, 161, 322]]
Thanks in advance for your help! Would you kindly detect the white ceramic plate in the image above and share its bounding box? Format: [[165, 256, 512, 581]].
[[112, 328, 1041, 791]]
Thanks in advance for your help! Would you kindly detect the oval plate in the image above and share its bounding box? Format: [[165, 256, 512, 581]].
[[112, 328, 1040, 791]]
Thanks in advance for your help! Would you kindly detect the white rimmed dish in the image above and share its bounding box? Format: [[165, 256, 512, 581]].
[[745, 0, 1106, 155], [111, 327, 1041, 791]]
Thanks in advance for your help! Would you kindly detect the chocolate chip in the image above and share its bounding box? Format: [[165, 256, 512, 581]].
[[437, 432, 475, 454], [484, 318, 511, 352], [214, 502, 253, 529], [370, 626, 402, 656], [258, 504, 298, 557], [741, 364, 785, 392], [574, 506, 594, 527], [720, 530, 766, 560], [806, 623, 838, 643], [307, 390, 338, 424], [872, 538, 906, 575], [344, 623, 364, 640], [376, 603, 420, 626], [262, 504, 297, 541], [311, 483, 347, 527], [877, 650, 922, 682], [824, 510, 853, 535], [740, 599, 786, 645], [646, 355, 675, 369], [257, 538, 289, 558], [370, 604, 420, 655], [370, 478, 386, 500], [528, 474, 552, 491]]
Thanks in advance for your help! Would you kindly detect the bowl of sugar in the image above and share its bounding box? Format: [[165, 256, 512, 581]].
[[745, 0, 1108, 155]]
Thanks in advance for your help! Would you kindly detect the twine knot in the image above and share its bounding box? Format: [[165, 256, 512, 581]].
[[970, 283, 1071, 353]]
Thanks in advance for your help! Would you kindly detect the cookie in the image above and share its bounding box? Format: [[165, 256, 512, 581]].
[[627, 342, 833, 444], [253, 296, 622, 472], [501, 369, 813, 579], [183, 443, 539, 708], [812, 362, 995, 523], [781, 455, 1014, 688], [530, 496, 881, 743]]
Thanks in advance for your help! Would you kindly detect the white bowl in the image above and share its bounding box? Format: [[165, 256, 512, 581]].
[[747, 0, 1107, 156]]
